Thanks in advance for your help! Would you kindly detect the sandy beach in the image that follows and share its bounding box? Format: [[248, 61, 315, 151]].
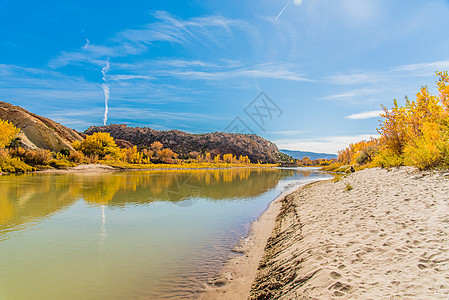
[[200, 167, 449, 299], [36, 164, 118, 174]]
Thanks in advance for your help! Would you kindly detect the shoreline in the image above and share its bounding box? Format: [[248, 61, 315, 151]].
[[1, 163, 279, 176], [200, 167, 449, 299], [197, 179, 327, 299]]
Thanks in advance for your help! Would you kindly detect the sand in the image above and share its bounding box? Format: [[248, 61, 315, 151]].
[[199, 167, 449, 299], [197, 188, 292, 300], [37, 163, 117, 174]]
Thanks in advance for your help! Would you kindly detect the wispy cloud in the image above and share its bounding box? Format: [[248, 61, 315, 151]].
[[108, 107, 224, 122], [159, 64, 311, 81], [108, 74, 155, 81], [320, 58, 449, 105], [113, 60, 311, 82], [390, 60, 449, 77], [345, 110, 382, 120], [269, 129, 308, 136], [49, 11, 255, 69], [82, 39, 90, 49], [318, 88, 382, 102], [0, 63, 209, 130], [327, 72, 385, 85]]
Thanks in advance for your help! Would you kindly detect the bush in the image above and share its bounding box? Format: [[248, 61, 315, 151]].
[[0, 119, 20, 148], [321, 163, 342, 172], [355, 152, 368, 165], [403, 123, 442, 170], [59, 148, 70, 156], [0, 152, 34, 173], [373, 148, 403, 168], [10, 148, 52, 165], [344, 183, 353, 192], [73, 132, 121, 159], [68, 151, 84, 163], [49, 159, 76, 169]]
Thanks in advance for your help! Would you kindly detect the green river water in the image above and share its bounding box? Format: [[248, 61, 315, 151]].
[[0, 168, 330, 299]]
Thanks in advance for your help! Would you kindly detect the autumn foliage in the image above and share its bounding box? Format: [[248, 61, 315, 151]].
[[338, 71, 449, 170], [0, 119, 20, 149], [72, 132, 121, 159], [338, 139, 379, 165]]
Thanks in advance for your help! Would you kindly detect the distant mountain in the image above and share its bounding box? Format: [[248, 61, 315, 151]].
[[280, 149, 337, 160], [0, 101, 84, 151], [85, 124, 290, 163]]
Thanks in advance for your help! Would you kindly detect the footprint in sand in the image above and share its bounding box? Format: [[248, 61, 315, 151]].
[[330, 271, 342, 279]]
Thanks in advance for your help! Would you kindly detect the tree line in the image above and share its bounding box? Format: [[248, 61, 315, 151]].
[[335, 71, 449, 171], [0, 127, 256, 173]]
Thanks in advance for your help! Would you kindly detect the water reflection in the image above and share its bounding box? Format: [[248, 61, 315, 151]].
[[0, 167, 330, 300], [0, 168, 294, 235]]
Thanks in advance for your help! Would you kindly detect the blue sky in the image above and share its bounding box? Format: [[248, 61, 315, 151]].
[[1, 0, 449, 153]]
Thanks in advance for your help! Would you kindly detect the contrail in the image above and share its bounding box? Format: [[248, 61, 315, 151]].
[[101, 60, 110, 126], [275, 0, 291, 21]]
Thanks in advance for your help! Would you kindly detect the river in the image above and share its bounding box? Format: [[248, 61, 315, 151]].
[[0, 167, 330, 299]]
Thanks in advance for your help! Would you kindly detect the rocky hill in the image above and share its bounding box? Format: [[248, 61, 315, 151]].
[[0, 101, 84, 151], [85, 124, 289, 163]]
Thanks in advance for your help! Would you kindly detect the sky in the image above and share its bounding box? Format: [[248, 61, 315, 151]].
[[1, 0, 449, 153]]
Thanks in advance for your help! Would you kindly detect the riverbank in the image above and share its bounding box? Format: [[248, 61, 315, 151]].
[[0, 162, 278, 176], [200, 167, 449, 299], [197, 187, 290, 300]]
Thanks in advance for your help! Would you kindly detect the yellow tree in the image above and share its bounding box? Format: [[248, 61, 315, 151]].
[[436, 71, 449, 112], [378, 99, 408, 156], [301, 156, 312, 166], [151, 141, 163, 158], [406, 86, 442, 141], [159, 148, 177, 162], [239, 155, 251, 164], [223, 153, 234, 163], [72, 132, 120, 158], [0, 119, 19, 148], [205, 152, 212, 162]]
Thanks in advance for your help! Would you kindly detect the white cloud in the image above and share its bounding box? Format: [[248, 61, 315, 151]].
[[345, 110, 383, 120], [391, 60, 449, 76], [49, 11, 255, 69], [328, 72, 384, 85], [319, 91, 357, 100], [318, 88, 383, 102], [294, 0, 303, 6], [162, 66, 310, 81], [108, 107, 223, 122], [320, 58, 449, 104], [108, 75, 154, 81], [82, 39, 90, 49], [113, 61, 311, 82], [274, 134, 379, 154], [269, 129, 308, 136], [0, 63, 209, 129]]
